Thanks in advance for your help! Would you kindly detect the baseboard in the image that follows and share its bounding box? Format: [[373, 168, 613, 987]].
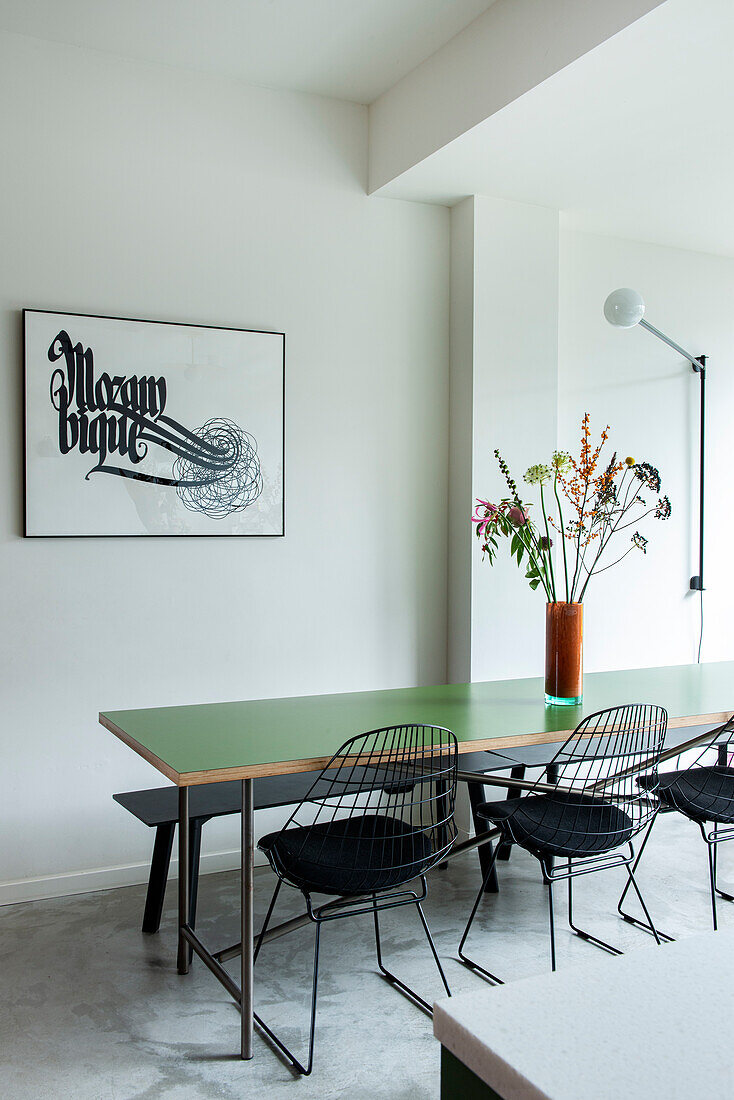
[[0, 847, 267, 907]]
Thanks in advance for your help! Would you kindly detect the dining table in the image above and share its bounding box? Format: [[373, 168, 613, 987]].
[[99, 660, 734, 1061]]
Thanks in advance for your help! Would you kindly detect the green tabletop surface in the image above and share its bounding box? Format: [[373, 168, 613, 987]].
[[100, 661, 734, 785]]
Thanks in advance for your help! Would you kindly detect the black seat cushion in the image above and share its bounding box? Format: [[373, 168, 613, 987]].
[[638, 766, 734, 824], [258, 814, 434, 896], [477, 792, 634, 858]]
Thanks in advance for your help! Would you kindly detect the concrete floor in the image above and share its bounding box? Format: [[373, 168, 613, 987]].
[[0, 811, 727, 1100]]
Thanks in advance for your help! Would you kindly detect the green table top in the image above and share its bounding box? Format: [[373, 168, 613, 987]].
[[100, 661, 734, 785]]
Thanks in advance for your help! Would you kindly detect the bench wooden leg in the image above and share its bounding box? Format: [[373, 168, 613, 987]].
[[468, 780, 499, 894], [142, 818, 205, 938], [142, 822, 175, 934], [436, 778, 449, 871], [497, 766, 526, 861], [188, 819, 203, 930], [183, 818, 205, 964]]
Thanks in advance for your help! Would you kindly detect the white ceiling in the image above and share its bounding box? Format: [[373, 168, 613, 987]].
[[377, 0, 734, 259], [5, 0, 732, 259], [0, 0, 495, 104]]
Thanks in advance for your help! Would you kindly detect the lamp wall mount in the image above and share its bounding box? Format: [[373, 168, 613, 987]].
[[690, 354, 705, 593], [603, 289, 706, 595]]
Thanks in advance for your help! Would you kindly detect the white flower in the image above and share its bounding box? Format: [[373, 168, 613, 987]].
[[551, 451, 571, 475], [524, 464, 551, 486]]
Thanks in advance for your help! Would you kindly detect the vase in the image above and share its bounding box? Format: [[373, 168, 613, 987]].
[[545, 602, 583, 706]]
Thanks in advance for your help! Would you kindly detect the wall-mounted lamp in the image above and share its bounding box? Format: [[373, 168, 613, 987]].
[[604, 288, 706, 593]]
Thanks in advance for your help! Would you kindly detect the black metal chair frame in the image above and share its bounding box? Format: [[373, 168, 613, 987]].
[[458, 704, 668, 982], [253, 723, 458, 1076], [468, 751, 563, 890], [618, 717, 734, 933]]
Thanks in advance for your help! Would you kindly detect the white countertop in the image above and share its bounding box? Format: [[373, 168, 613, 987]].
[[434, 929, 734, 1100]]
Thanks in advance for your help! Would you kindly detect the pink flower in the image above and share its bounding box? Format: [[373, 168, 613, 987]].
[[508, 505, 528, 526], [472, 499, 499, 538]]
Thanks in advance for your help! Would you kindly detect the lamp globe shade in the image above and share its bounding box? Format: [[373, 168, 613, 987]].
[[604, 288, 645, 328]]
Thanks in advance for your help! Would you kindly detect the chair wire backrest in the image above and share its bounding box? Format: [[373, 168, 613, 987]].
[[658, 714, 734, 822], [268, 724, 458, 893], [507, 704, 668, 853]]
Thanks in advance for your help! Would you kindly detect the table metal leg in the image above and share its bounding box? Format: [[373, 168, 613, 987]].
[[241, 778, 254, 1060], [177, 786, 190, 975]]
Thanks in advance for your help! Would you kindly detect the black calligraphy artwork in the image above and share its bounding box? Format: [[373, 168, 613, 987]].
[[47, 329, 263, 518]]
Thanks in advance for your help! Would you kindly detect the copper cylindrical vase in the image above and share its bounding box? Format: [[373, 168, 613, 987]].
[[545, 602, 583, 706]]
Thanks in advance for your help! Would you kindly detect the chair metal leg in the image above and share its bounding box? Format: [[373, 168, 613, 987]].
[[457, 843, 504, 985], [570, 858, 663, 956], [468, 780, 499, 893], [253, 879, 283, 963], [547, 874, 556, 972], [255, 923, 321, 1077], [373, 891, 450, 1015], [707, 843, 719, 931], [416, 902, 451, 998], [616, 817, 674, 942], [711, 840, 734, 902], [623, 864, 663, 946], [713, 841, 718, 891], [567, 870, 623, 956], [699, 822, 734, 931], [142, 822, 174, 934], [305, 924, 321, 1074], [253, 879, 320, 1076], [696, 823, 734, 931]]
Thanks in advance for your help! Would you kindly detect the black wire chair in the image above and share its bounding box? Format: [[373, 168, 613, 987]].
[[458, 704, 668, 981], [619, 715, 734, 932], [254, 723, 457, 1075]]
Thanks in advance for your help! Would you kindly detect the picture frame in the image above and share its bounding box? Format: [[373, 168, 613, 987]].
[[23, 309, 285, 537]]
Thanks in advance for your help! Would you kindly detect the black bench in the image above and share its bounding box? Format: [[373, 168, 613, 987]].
[[114, 772, 332, 933], [114, 750, 525, 933]]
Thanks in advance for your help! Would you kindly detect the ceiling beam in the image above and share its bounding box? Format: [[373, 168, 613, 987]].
[[368, 0, 667, 195]]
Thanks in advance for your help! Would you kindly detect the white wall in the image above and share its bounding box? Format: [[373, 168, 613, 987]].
[[447, 198, 475, 683], [449, 210, 734, 687], [471, 198, 560, 681], [447, 196, 560, 682], [0, 33, 450, 903], [558, 227, 734, 673]]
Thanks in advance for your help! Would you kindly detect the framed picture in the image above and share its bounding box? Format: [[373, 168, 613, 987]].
[[23, 309, 285, 537]]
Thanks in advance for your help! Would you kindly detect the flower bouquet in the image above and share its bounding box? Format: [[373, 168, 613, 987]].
[[473, 414, 671, 704]]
